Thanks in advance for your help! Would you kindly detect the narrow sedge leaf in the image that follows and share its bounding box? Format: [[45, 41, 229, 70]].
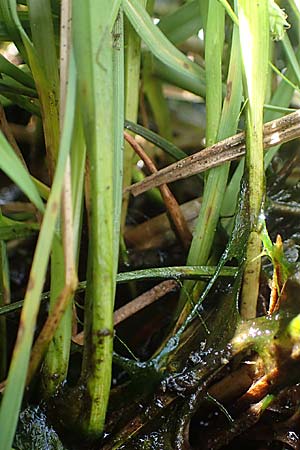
[[4, 0, 60, 174], [124, 120, 190, 161], [218, 0, 239, 25], [0, 130, 44, 212], [0, 266, 239, 317], [180, 1, 242, 317], [0, 53, 35, 88], [123, 0, 206, 97], [158, 0, 202, 44], [0, 0, 28, 62], [0, 214, 39, 241], [27, 0, 60, 99], [0, 76, 37, 97], [0, 92, 40, 116], [0, 0, 45, 85]]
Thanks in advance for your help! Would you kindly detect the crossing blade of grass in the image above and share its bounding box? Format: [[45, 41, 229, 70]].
[[0, 214, 39, 240], [0, 91, 40, 115], [238, 0, 269, 319], [0, 53, 35, 88], [158, 0, 202, 44], [0, 11, 30, 42], [0, 51, 76, 450], [0, 76, 37, 97], [124, 120, 189, 161], [123, 0, 206, 98], [218, 0, 238, 25], [0, 265, 239, 318], [0, 1, 28, 61]]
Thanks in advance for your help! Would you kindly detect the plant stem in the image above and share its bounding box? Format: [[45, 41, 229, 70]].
[[72, 0, 123, 437], [238, 0, 269, 318], [121, 0, 146, 233], [175, 0, 242, 322], [0, 240, 9, 380]]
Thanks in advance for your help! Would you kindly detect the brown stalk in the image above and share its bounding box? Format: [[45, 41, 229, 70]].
[[235, 367, 279, 410], [1, 202, 36, 215], [124, 131, 192, 249], [128, 110, 300, 196], [124, 197, 201, 250], [0, 105, 27, 167], [26, 284, 77, 384], [268, 235, 286, 314], [207, 362, 261, 403]]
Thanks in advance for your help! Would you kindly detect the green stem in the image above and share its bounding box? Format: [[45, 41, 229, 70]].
[[39, 0, 72, 395], [238, 0, 269, 319], [121, 0, 146, 233], [72, 0, 123, 437], [0, 240, 9, 380], [176, 0, 242, 320]]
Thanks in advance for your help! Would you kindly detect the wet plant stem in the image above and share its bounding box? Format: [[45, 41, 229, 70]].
[[238, 0, 269, 319], [121, 0, 147, 233], [41, 0, 75, 396], [0, 240, 9, 380], [72, 1, 123, 437], [176, 0, 225, 315]]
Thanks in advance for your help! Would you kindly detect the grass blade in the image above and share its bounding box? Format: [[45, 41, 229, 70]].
[[0, 130, 44, 211], [0, 51, 76, 450], [123, 0, 206, 97], [158, 0, 202, 44], [0, 53, 35, 88]]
